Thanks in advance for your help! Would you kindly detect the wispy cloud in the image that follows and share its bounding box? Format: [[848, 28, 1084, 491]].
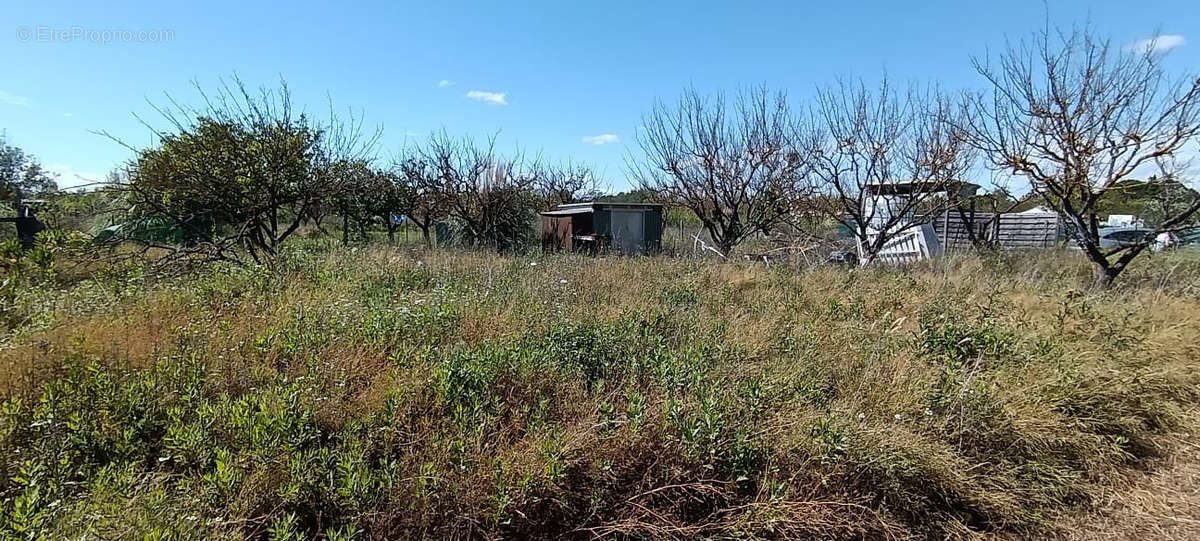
[[0, 90, 31, 108], [1128, 34, 1186, 55], [63, 113, 73, 118], [465, 90, 508, 106], [582, 133, 620, 145], [437, 79, 455, 88]]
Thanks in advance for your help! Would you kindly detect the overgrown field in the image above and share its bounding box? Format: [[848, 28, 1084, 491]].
[[2, 244, 1199, 539]]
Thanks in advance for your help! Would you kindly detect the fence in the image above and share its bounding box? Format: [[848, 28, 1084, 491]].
[[930, 210, 1063, 251], [658, 210, 1066, 261]]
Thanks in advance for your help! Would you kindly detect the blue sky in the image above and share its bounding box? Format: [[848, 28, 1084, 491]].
[[2, 0, 1198, 191]]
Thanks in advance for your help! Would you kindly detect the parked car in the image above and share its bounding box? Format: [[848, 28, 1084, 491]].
[[827, 250, 858, 266], [1097, 226, 1153, 249]]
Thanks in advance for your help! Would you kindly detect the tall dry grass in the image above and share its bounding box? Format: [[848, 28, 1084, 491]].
[[1, 243, 1198, 539]]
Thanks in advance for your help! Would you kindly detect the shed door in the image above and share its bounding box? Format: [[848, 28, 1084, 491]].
[[610, 210, 644, 255], [542, 216, 573, 251]]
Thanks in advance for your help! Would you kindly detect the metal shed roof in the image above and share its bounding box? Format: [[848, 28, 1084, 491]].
[[554, 201, 663, 210], [540, 207, 594, 217], [863, 181, 980, 197]]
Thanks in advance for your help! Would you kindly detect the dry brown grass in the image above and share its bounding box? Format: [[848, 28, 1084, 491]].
[[1, 244, 1199, 539], [1047, 426, 1200, 540]]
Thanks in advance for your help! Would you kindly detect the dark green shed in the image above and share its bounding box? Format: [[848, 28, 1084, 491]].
[[541, 202, 662, 255]]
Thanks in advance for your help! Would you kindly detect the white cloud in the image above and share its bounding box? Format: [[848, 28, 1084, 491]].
[[437, 79, 455, 88], [0, 90, 31, 107], [465, 90, 508, 106], [1128, 34, 1186, 55], [582, 133, 620, 145], [47, 164, 106, 189]]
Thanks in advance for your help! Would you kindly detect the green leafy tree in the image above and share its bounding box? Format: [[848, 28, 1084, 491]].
[[330, 160, 404, 244], [110, 78, 378, 263], [0, 134, 58, 203], [1096, 178, 1200, 226]]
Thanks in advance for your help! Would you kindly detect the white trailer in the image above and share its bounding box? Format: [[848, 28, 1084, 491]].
[[858, 181, 979, 264]]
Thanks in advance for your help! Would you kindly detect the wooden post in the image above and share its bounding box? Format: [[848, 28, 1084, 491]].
[[993, 214, 1001, 246], [942, 207, 950, 252]]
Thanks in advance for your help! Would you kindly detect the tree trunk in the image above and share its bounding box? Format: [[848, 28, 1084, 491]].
[[717, 239, 734, 258], [1094, 264, 1119, 290], [858, 227, 877, 266]]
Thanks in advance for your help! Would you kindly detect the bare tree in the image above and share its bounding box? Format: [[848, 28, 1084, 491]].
[[418, 132, 538, 251], [803, 78, 972, 263], [394, 153, 446, 248], [529, 159, 601, 210], [396, 137, 590, 249], [965, 27, 1200, 288], [629, 86, 804, 256]]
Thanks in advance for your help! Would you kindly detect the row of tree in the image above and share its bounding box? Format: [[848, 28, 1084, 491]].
[[104, 79, 600, 264], [631, 26, 1200, 287], [85, 25, 1200, 288]]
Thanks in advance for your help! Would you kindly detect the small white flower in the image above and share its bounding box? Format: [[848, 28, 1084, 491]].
[[558, 279, 568, 284], [856, 413, 865, 422], [893, 413, 902, 421], [924, 408, 934, 417], [530, 262, 538, 266]]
